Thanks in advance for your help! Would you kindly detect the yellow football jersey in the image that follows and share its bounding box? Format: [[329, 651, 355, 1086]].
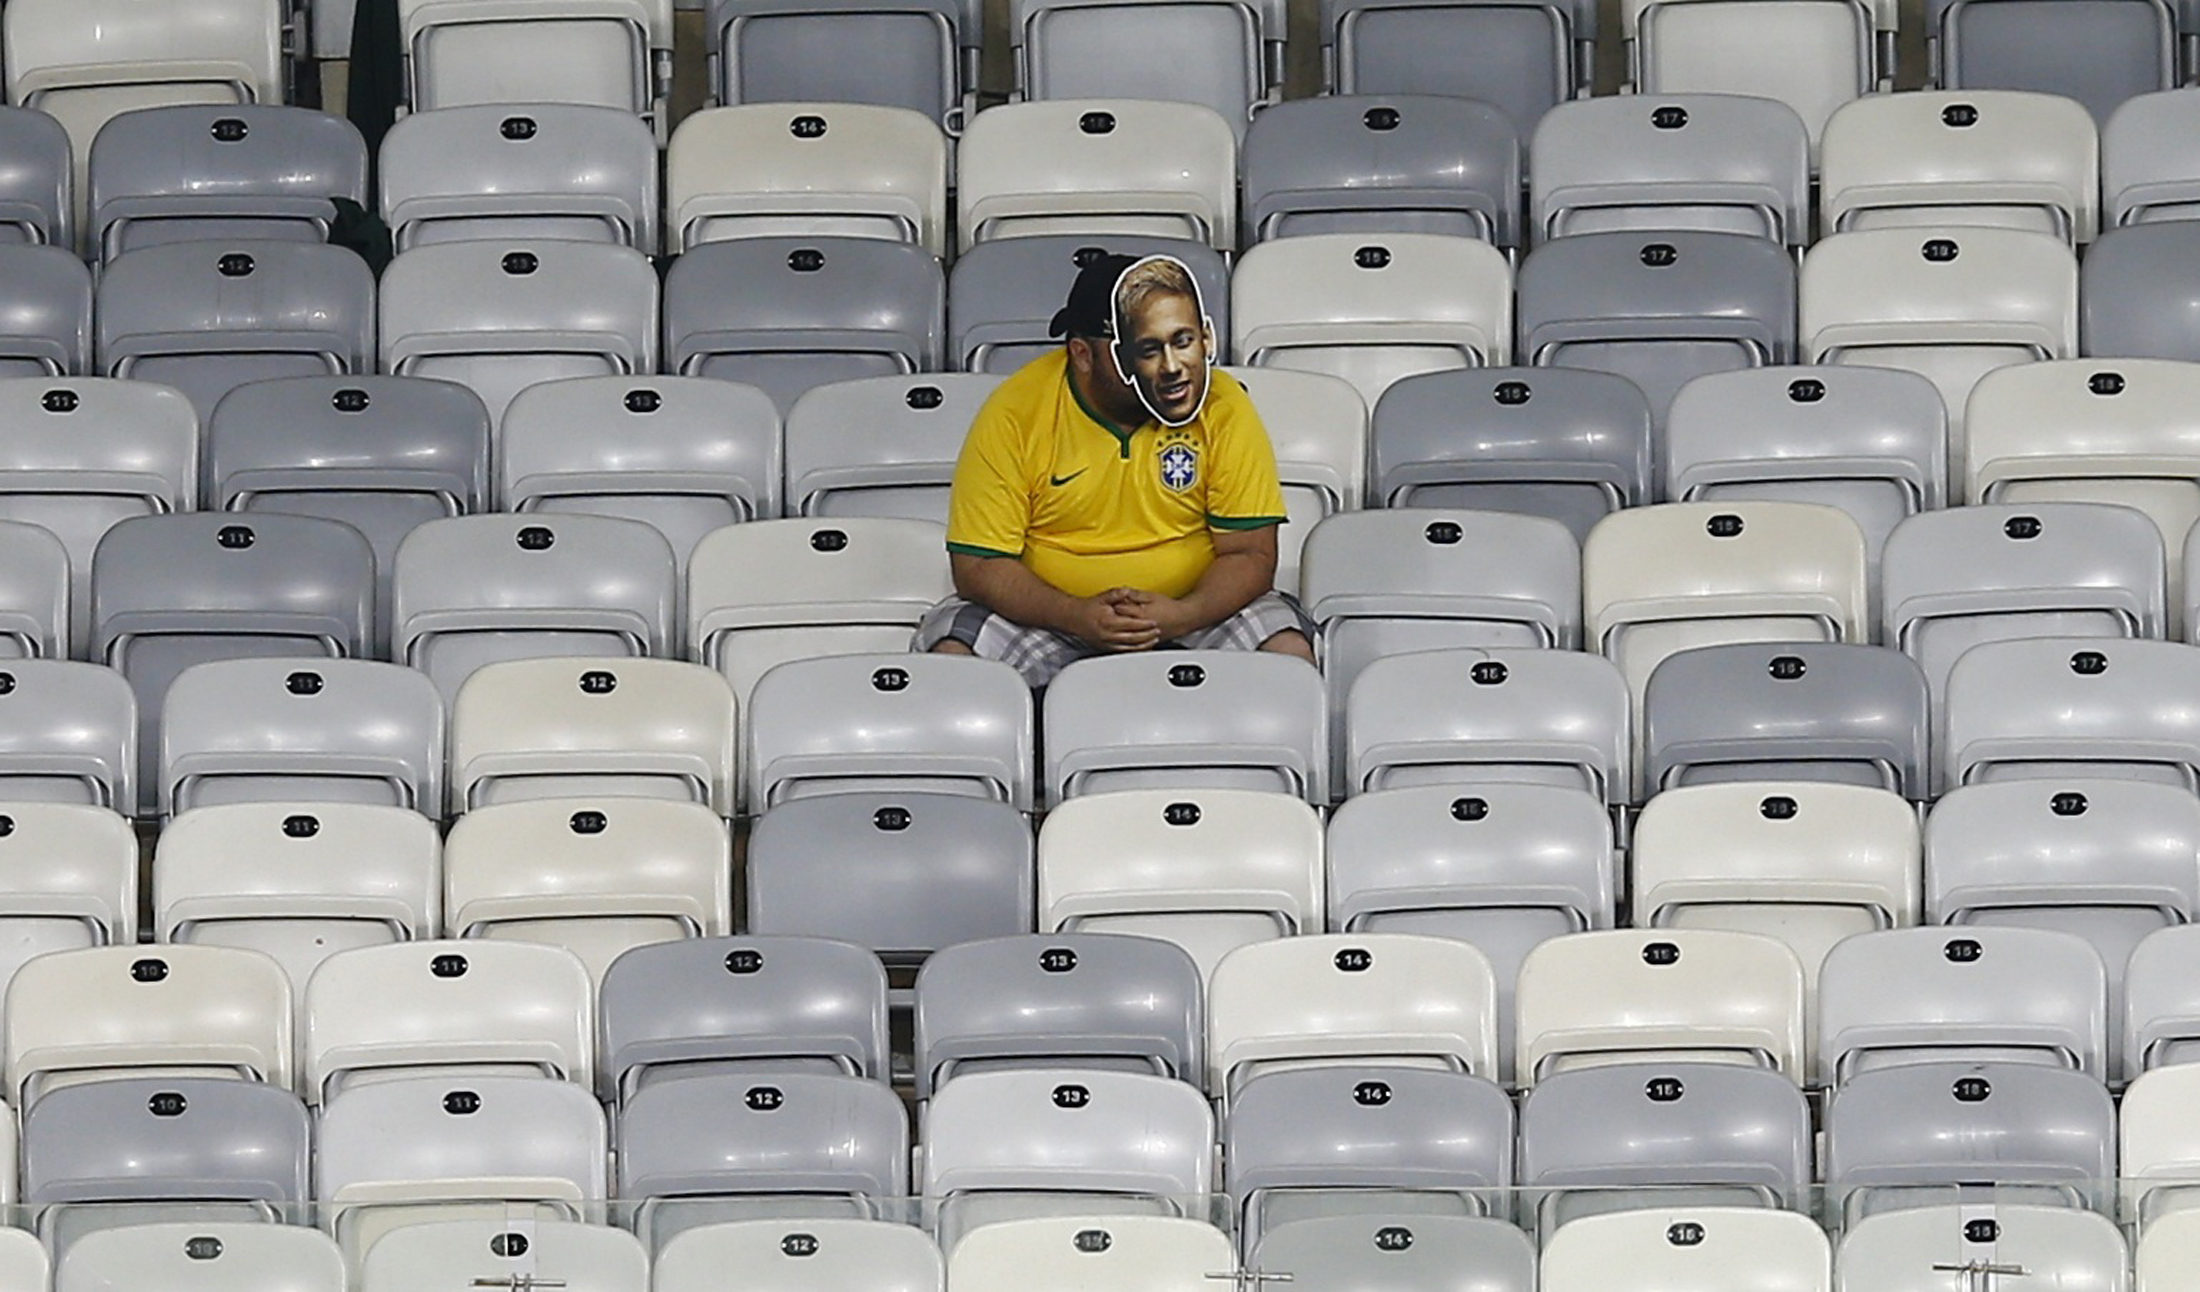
[[946, 350, 1288, 600]]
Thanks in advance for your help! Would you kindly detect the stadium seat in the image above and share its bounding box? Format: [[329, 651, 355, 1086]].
[[1834, 1204, 2130, 1292], [0, 245, 91, 374], [0, 106, 72, 248], [301, 938, 593, 1101], [450, 656, 736, 815], [706, 0, 977, 126], [393, 0, 673, 129], [785, 373, 1001, 522], [4, 943, 291, 1104], [945, 1214, 1238, 1292], [654, 1219, 943, 1292], [0, 803, 138, 1019], [1515, 229, 1798, 423], [379, 239, 658, 430], [912, 932, 1204, 1097], [747, 792, 1034, 964], [1251, 1215, 1535, 1292], [949, 235, 1231, 373], [379, 103, 660, 252], [53, 1222, 339, 1292], [1540, 1207, 1832, 1292], [1319, 0, 1588, 140], [1940, 637, 2200, 790], [1514, 929, 1808, 1085], [958, 100, 1237, 251], [1801, 227, 2078, 478], [1818, 89, 2100, 241], [1370, 366, 1651, 540], [391, 513, 678, 705], [2138, 1203, 2200, 1289], [1530, 92, 1811, 244], [92, 513, 374, 816], [1642, 642, 1932, 796], [96, 240, 376, 423], [2082, 221, 2200, 361], [1042, 650, 1327, 804], [1232, 231, 1512, 412], [0, 661, 138, 809], [159, 657, 442, 816], [1623, 0, 1888, 149], [154, 802, 440, 1010], [1816, 925, 2109, 1086], [0, 520, 67, 660], [921, 1067, 1213, 1247], [667, 104, 947, 256], [359, 1219, 647, 1292], [1926, 0, 2173, 124], [2125, 923, 2200, 1075], [1222, 365, 1368, 592], [663, 236, 944, 417], [1242, 95, 1521, 247], [444, 797, 733, 982], [1517, 1062, 1812, 1236], [2103, 87, 2200, 226], [1008, 0, 1281, 140], [1037, 787, 1324, 982], [1665, 365, 1947, 572], [87, 105, 368, 261], [2123, 1059, 2200, 1226], [596, 934, 890, 1102]]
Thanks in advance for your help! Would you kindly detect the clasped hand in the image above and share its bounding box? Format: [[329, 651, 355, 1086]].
[[1073, 587, 1191, 651]]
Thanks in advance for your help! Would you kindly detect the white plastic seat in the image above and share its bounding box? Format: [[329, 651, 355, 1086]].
[[1530, 92, 1813, 243], [0, 520, 67, 660], [1834, 1204, 2129, 1292], [1221, 366, 1367, 592], [2120, 1061, 2200, 1227], [1941, 637, 2200, 790], [1542, 1206, 1832, 1292], [0, 660, 139, 810], [1206, 932, 1499, 1097], [668, 104, 948, 255], [1623, 0, 1890, 150], [55, 1221, 343, 1292], [1514, 928, 1808, 1085], [1820, 89, 2100, 242], [784, 373, 999, 524], [1800, 227, 2079, 480], [1584, 501, 1870, 727], [0, 803, 138, 1025], [360, 1219, 648, 1292], [4, 943, 291, 1105], [2125, 924, 2200, 1076], [1037, 788, 1324, 983], [957, 100, 1238, 251], [1232, 231, 1513, 412], [444, 797, 733, 983], [1042, 651, 1328, 805], [301, 938, 593, 1102], [378, 103, 661, 252], [944, 1215, 1236, 1292], [395, 0, 674, 129], [451, 657, 737, 816], [653, 1218, 944, 1292], [2138, 1207, 2200, 1290]]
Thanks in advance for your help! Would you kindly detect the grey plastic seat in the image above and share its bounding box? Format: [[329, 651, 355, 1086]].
[[1225, 1065, 1514, 1246], [598, 934, 890, 1102], [1940, 637, 2200, 791], [390, 513, 678, 706], [1515, 229, 1797, 424], [1325, 783, 1615, 1083], [1321, 0, 1589, 140], [1883, 502, 2165, 704], [0, 244, 92, 374], [1530, 93, 1811, 245], [746, 652, 1035, 810], [1824, 1060, 2117, 1222], [2125, 923, 2200, 1075], [618, 1070, 910, 1252], [948, 234, 1231, 373], [500, 375, 782, 567], [707, 0, 978, 126], [1643, 642, 1931, 798], [0, 375, 197, 647], [91, 513, 374, 816], [1344, 647, 1631, 808], [1834, 1203, 2131, 1292], [0, 106, 72, 247], [1368, 367, 1651, 539], [0, 661, 137, 808], [379, 103, 661, 252], [207, 374, 492, 647], [1927, 0, 2174, 124], [1008, 0, 1280, 141], [1665, 365, 1948, 573], [1043, 650, 1328, 805], [913, 933, 1204, 1098], [0, 519, 68, 659], [394, 0, 675, 128], [1517, 1062, 1812, 1237], [360, 1219, 648, 1292], [1250, 1215, 1537, 1292], [747, 792, 1034, 966], [86, 105, 369, 261], [920, 1067, 1214, 1249], [54, 1221, 346, 1292], [2104, 88, 2200, 226], [665, 236, 944, 416], [1242, 95, 1520, 247], [1816, 925, 2109, 1087], [95, 240, 376, 422], [1926, 778, 2200, 1082], [786, 373, 1001, 521], [379, 240, 659, 431], [158, 657, 445, 816], [2082, 222, 2200, 361], [22, 1076, 310, 1253]]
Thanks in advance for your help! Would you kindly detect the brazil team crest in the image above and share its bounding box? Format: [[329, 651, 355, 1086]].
[[1159, 442, 1199, 492]]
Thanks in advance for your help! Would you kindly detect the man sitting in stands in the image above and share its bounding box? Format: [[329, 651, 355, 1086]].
[[915, 251, 1315, 686]]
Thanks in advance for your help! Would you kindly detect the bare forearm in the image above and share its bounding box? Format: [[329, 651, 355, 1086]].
[[1173, 546, 1277, 635]]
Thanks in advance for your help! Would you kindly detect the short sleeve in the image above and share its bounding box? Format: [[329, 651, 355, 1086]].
[[1200, 374, 1288, 530], [945, 391, 1035, 558]]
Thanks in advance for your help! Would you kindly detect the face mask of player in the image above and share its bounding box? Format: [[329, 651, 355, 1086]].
[[1107, 256, 1215, 429]]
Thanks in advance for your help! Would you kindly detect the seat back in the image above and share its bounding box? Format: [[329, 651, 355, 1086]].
[[1929, 0, 2173, 125], [55, 1222, 340, 1292], [2125, 1061, 2200, 1227], [654, 1219, 942, 1292], [22, 1075, 309, 1226], [1835, 1203, 2131, 1292], [0, 661, 137, 809], [1250, 1215, 1536, 1292], [2104, 86, 2200, 225], [1531, 92, 1810, 244], [960, 99, 1238, 252], [949, 234, 1230, 372], [1819, 89, 2099, 241], [0, 518, 67, 660], [1540, 1207, 1832, 1292], [1322, 0, 1585, 139], [786, 373, 1001, 522], [394, 0, 674, 122], [379, 103, 660, 253], [1243, 94, 1520, 246], [88, 105, 369, 261], [1941, 636, 2200, 790], [0, 244, 91, 374], [944, 1215, 1238, 1292], [1010, 0, 1277, 141], [0, 106, 71, 247], [707, 0, 975, 126], [1217, 365, 1367, 592], [667, 104, 947, 255], [1644, 642, 1931, 797], [359, 1220, 647, 1292], [2125, 924, 2200, 1077], [1628, 0, 1879, 148], [1043, 650, 1327, 804]]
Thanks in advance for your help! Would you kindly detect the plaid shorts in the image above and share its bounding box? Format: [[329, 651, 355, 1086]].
[[912, 591, 1314, 688]]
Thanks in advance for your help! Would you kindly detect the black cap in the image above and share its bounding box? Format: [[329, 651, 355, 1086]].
[[1048, 252, 1141, 339]]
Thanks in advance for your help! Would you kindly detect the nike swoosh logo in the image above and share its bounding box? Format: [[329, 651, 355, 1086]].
[[1050, 470, 1087, 487]]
